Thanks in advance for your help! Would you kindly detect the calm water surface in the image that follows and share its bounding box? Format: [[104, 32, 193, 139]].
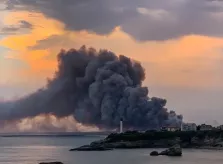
[[0, 135, 223, 164]]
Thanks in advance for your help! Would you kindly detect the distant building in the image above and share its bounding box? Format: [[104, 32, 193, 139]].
[[217, 125, 223, 130], [199, 124, 213, 131], [181, 123, 197, 131], [161, 126, 180, 132]]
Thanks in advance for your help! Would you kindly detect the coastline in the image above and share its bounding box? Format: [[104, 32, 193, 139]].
[[70, 130, 223, 151]]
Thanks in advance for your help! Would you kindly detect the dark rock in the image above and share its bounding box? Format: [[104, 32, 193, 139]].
[[150, 151, 159, 156], [213, 142, 223, 147], [39, 162, 63, 164], [70, 145, 113, 151], [159, 145, 182, 156]]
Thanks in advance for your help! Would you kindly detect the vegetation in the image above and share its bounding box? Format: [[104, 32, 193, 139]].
[[106, 130, 223, 143], [72, 130, 223, 151]]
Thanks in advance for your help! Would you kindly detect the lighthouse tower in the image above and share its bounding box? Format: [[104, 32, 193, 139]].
[[120, 118, 123, 133]]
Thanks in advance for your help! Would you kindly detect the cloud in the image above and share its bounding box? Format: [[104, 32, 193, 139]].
[[0, 20, 33, 35], [29, 34, 76, 50], [0, 115, 100, 132], [3, 0, 223, 41], [19, 20, 32, 28]]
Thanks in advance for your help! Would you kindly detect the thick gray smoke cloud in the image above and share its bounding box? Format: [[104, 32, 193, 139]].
[[0, 46, 182, 130]]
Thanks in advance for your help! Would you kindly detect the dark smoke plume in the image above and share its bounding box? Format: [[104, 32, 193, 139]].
[[0, 46, 182, 130]]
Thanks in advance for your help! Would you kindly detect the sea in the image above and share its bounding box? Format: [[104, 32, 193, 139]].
[[0, 132, 223, 164]]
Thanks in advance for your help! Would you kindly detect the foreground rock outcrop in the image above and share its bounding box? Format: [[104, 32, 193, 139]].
[[158, 145, 182, 156], [150, 151, 159, 156], [150, 145, 182, 157]]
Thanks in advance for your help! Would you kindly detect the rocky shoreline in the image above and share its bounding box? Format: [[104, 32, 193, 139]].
[[70, 130, 223, 151], [39, 162, 63, 164]]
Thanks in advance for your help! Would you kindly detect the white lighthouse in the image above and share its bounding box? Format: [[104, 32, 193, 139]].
[[120, 118, 123, 133]]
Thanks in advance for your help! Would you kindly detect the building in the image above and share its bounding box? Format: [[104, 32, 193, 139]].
[[181, 123, 197, 131], [161, 126, 180, 132], [120, 118, 123, 133], [217, 125, 223, 130], [199, 124, 213, 131]]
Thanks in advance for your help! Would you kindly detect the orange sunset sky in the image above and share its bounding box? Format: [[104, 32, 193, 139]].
[[1, 0, 223, 126]]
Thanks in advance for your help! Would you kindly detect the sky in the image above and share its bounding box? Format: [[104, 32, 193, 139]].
[[0, 0, 223, 125]]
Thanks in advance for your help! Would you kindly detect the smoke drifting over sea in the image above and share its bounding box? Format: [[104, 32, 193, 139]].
[[0, 46, 182, 131]]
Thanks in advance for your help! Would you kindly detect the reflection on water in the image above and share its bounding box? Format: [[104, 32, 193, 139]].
[[0, 136, 223, 164], [0, 136, 97, 164]]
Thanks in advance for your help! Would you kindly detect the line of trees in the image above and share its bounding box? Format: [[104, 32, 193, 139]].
[[105, 130, 223, 143]]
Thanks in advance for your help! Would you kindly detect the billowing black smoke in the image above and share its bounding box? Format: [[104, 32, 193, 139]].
[[0, 46, 182, 130]]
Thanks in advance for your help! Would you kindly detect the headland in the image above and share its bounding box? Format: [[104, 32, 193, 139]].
[[70, 130, 223, 151]]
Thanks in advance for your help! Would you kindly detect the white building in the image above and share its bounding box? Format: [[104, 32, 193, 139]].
[[217, 125, 223, 130], [120, 118, 123, 133], [181, 123, 197, 131], [199, 124, 213, 131], [161, 126, 180, 132]]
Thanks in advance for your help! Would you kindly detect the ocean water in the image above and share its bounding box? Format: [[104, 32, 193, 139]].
[[0, 134, 223, 164]]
